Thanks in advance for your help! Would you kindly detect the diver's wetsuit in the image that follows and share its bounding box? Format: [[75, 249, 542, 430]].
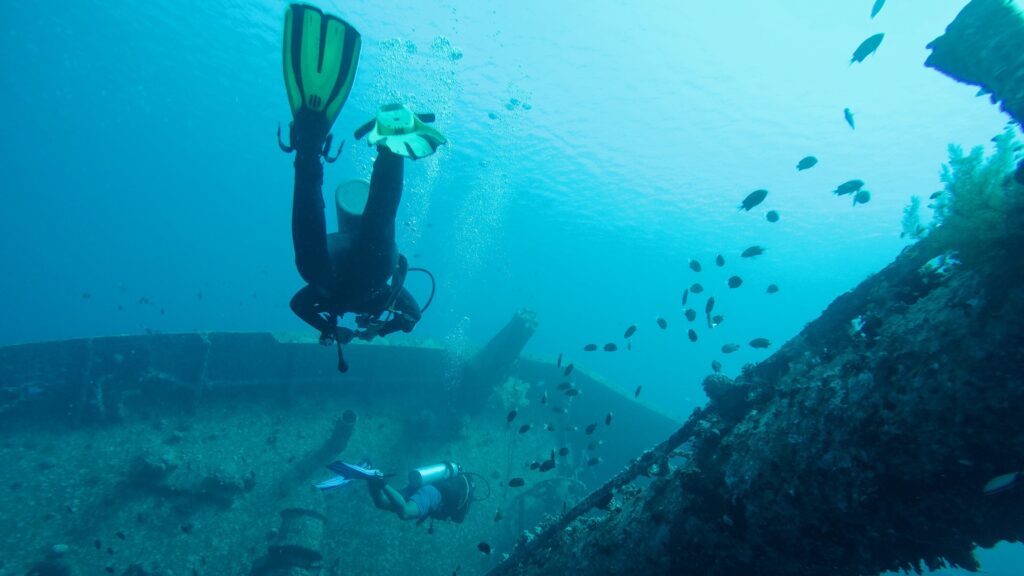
[[289, 135, 421, 350]]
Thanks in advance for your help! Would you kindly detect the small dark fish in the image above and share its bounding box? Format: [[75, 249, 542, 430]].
[[583, 343, 597, 352], [624, 325, 637, 339], [539, 458, 556, 472], [656, 317, 667, 330], [711, 314, 724, 327], [844, 107, 855, 129], [603, 342, 618, 352], [507, 410, 517, 423], [478, 542, 492, 554], [557, 353, 563, 368], [797, 156, 817, 171], [711, 360, 722, 373], [564, 363, 574, 376], [689, 259, 702, 272], [851, 33, 884, 64], [116, 531, 126, 540], [728, 276, 743, 288], [529, 461, 540, 470], [750, 338, 771, 349], [853, 189, 871, 206], [605, 412, 613, 426], [558, 447, 570, 456], [81, 292, 91, 299], [564, 388, 580, 397], [94, 539, 102, 550], [105, 568, 115, 574], [493, 508, 503, 521], [508, 478, 525, 488], [833, 179, 864, 196], [741, 246, 764, 258], [454, 564, 463, 576], [766, 284, 779, 294], [585, 423, 598, 435], [722, 343, 740, 354], [552, 406, 567, 414], [681, 289, 689, 306], [587, 440, 603, 451], [739, 189, 768, 211], [557, 382, 572, 391], [929, 191, 943, 200], [870, 0, 886, 18], [687, 329, 698, 343], [627, 340, 632, 351], [715, 254, 725, 267], [546, 423, 556, 431], [587, 457, 602, 467], [684, 308, 697, 322], [690, 283, 704, 294], [765, 210, 780, 223], [541, 392, 548, 405], [705, 297, 715, 315], [634, 385, 642, 398], [518, 424, 532, 434]]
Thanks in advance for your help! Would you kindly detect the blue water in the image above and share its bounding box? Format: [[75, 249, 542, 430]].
[[1, 1, 1021, 572]]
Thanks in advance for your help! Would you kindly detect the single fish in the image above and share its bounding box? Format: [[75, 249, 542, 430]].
[[728, 276, 743, 288], [715, 254, 725, 267], [557, 353, 562, 368], [529, 461, 540, 470], [870, 0, 886, 18], [508, 478, 525, 488], [564, 363, 574, 377], [478, 542, 492, 554], [565, 388, 580, 397], [929, 191, 943, 200], [851, 33, 884, 64], [507, 410, 517, 423], [765, 210, 780, 223], [605, 412, 613, 425], [603, 342, 618, 352], [585, 423, 598, 435], [546, 423, 556, 431], [539, 458, 556, 472], [833, 179, 864, 196], [557, 382, 573, 391], [689, 259, 702, 272], [494, 509, 504, 523], [690, 283, 705, 294], [627, 340, 632, 351], [687, 329, 698, 342], [741, 246, 765, 258], [722, 343, 741, 354], [656, 317, 668, 330], [681, 289, 689, 306], [558, 447, 570, 456], [766, 284, 779, 294], [983, 471, 1020, 495], [685, 308, 697, 322], [711, 314, 724, 327], [587, 440, 604, 451], [518, 424, 532, 434], [624, 325, 637, 339], [844, 107, 855, 130], [739, 189, 768, 211], [552, 406, 567, 414], [797, 156, 818, 171], [711, 360, 722, 373], [583, 343, 598, 352], [587, 457, 602, 467], [853, 189, 871, 206], [541, 392, 548, 405], [750, 338, 771, 349], [634, 385, 642, 398], [705, 297, 715, 315]]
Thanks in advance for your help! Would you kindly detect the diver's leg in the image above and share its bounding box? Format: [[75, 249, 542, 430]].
[[291, 151, 334, 287], [359, 147, 404, 257], [289, 285, 332, 336]]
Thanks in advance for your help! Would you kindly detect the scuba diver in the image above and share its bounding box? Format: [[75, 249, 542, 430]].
[[279, 4, 445, 372], [315, 460, 478, 525]]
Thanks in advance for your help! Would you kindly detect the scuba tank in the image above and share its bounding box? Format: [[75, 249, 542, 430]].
[[408, 461, 461, 488]]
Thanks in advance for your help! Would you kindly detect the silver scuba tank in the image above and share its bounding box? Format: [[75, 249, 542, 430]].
[[408, 461, 461, 488]]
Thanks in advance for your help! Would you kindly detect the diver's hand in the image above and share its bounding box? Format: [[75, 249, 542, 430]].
[[336, 327, 356, 345]]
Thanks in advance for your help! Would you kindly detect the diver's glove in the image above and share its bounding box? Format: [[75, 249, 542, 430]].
[[319, 327, 357, 346]]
